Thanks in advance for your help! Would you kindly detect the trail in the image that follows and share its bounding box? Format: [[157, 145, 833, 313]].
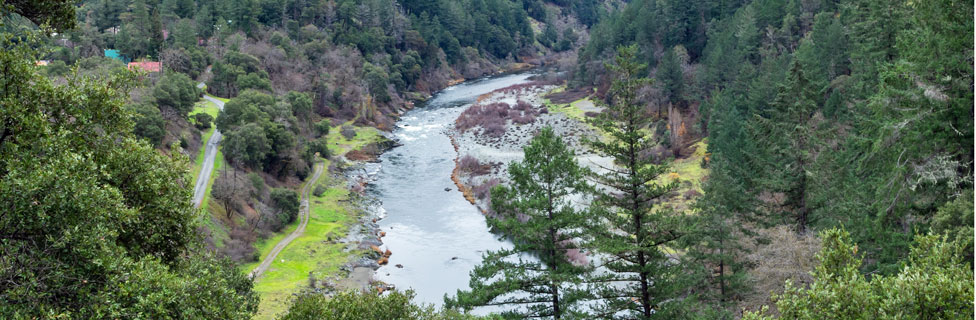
[[191, 94, 225, 208], [249, 160, 324, 279]]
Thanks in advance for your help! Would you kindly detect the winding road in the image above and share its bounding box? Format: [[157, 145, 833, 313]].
[[249, 160, 324, 279], [191, 94, 225, 208]]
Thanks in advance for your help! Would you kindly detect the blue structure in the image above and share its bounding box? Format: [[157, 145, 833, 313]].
[[103, 49, 129, 63]]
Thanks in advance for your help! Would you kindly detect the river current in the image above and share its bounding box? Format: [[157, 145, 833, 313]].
[[369, 72, 536, 308]]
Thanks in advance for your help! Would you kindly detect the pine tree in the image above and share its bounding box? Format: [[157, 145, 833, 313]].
[[752, 60, 820, 231], [586, 45, 686, 319], [657, 46, 684, 107], [681, 99, 756, 312], [446, 127, 592, 319]]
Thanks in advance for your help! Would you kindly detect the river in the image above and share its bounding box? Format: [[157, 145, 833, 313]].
[[369, 72, 536, 308]]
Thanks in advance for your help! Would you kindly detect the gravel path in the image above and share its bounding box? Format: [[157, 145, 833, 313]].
[[192, 94, 225, 208], [249, 161, 324, 279]]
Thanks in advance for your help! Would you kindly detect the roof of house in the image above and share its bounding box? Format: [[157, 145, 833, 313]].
[[128, 61, 162, 73]]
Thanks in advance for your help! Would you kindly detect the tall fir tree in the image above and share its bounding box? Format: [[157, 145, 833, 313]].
[[585, 45, 688, 319], [446, 127, 593, 319], [752, 60, 819, 231]]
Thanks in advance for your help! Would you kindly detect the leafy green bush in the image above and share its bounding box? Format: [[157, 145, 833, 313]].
[[271, 188, 300, 225], [128, 102, 166, 146], [194, 112, 214, 129], [315, 119, 331, 137], [313, 184, 327, 197], [154, 71, 200, 116], [282, 290, 488, 320]]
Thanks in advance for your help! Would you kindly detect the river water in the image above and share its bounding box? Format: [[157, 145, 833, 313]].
[[369, 72, 535, 308]]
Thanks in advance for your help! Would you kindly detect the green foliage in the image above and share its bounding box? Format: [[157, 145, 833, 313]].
[[743, 229, 973, 320], [447, 127, 593, 318], [44, 59, 69, 77], [0, 31, 256, 318], [312, 184, 327, 197], [271, 188, 301, 226], [284, 290, 486, 320], [1, 0, 76, 30], [306, 137, 331, 160], [223, 122, 272, 170], [585, 45, 689, 319], [315, 119, 332, 137], [128, 102, 167, 146], [194, 112, 214, 129], [287, 91, 314, 117], [364, 63, 391, 103], [153, 71, 201, 117], [209, 51, 269, 97], [657, 46, 684, 105]]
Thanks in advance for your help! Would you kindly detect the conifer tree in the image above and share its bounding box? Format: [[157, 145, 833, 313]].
[[585, 45, 686, 319], [752, 60, 819, 231], [446, 127, 592, 319]]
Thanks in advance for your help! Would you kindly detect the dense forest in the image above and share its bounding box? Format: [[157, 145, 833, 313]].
[[1, 0, 973, 319]]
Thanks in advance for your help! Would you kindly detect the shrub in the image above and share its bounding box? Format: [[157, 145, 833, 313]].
[[313, 184, 327, 197], [459, 155, 490, 175], [307, 138, 331, 159], [271, 188, 300, 225], [128, 103, 166, 146], [153, 71, 200, 116], [483, 123, 506, 137], [281, 290, 480, 320], [194, 113, 213, 129], [248, 173, 265, 195], [456, 102, 517, 137], [472, 178, 501, 200], [340, 125, 356, 140], [315, 119, 331, 136]]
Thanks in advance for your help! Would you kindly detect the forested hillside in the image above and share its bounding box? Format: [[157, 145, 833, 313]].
[[12, 0, 609, 264], [571, 0, 974, 316], [1, 0, 972, 319]]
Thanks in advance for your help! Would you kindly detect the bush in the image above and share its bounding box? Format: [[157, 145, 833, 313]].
[[340, 125, 356, 140], [271, 188, 300, 225], [307, 137, 331, 159], [281, 290, 482, 320], [153, 71, 200, 116], [472, 178, 501, 200], [248, 173, 265, 195], [459, 155, 490, 175], [313, 184, 327, 197], [223, 123, 271, 170], [194, 113, 213, 129], [45, 60, 69, 77], [128, 103, 166, 146], [315, 119, 331, 137]]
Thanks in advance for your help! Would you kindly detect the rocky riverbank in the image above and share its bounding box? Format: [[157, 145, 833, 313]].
[[447, 81, 614, 216]]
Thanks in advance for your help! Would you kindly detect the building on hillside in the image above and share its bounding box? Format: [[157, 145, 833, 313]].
[[35, 60, 50, 66], [128, 61, 162, 73]]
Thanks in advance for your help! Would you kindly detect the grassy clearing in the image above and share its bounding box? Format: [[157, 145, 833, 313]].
[[657, 139, 709, 213], [324, 121, 384, 155], [245, 159, 362, 319]]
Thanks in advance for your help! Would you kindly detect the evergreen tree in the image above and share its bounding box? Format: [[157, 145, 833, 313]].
[[447, 127, 592, 319], [585, 45, 687, 319], [752, 60, 819, 231], [657, 46, 684, 107]]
